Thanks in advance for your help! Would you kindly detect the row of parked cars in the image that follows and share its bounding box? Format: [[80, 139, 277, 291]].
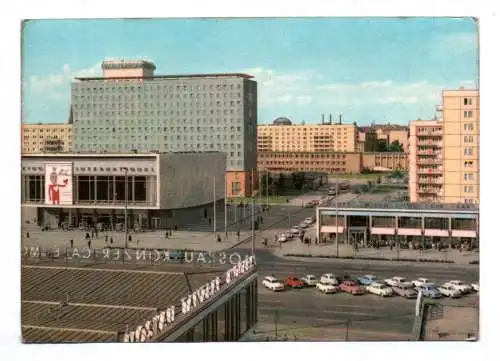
[[278, 217, 315, 243], [262, 274, 479, 299]]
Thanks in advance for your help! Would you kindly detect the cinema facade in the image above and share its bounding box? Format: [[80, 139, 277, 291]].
[[21, 152, 226, 230]]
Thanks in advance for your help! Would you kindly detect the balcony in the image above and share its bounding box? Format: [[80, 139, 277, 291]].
[[417, 157, 442, 165], [417, 167, 443, 174], [417, 130, 442, 137], [419, 178, 443, 185]]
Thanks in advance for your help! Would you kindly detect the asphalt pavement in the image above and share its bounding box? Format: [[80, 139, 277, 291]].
[[243, 248, 479, 341]]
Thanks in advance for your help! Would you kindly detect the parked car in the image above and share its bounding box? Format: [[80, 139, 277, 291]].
[[339, 280, 365, 295], [392, 284, 418, 299], [300, 274, 318, 287], [417, 284, 442, 299], [438, 283, 462, 298], [278, 233, 288, 243], [316, 281, 340, 294], [412, 278, 433, 288], [471, 282, 479, 292], [290, 227, 301, 235], [304, 217, 314, 225], [299, 222, 309, 229], [320, 273, 340, 285], [357, 274, 378, 286], [285, 232, 294, 239], [385, 276, 412, 288], [284, 276, 304, 288], [447, 280, 472, 294], [366, 282, 393, 297], [262, 276, 285, 291]]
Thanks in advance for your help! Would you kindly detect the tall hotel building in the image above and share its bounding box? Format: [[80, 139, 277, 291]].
[[409, 87, 479, 204], [71, 60, 258, 197]]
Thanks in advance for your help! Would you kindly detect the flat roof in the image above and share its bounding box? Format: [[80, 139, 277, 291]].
[[319, 201, 478, 213], [75, 73, 254, 81], [21, 260, 227, 343]]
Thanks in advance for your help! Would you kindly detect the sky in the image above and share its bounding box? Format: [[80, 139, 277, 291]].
[[21, 17, 478, 125]]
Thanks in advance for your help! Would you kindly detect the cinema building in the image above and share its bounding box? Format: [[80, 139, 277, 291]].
[[21, 152, 226, 230]]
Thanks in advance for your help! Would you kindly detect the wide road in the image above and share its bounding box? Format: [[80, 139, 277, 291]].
[[235, 247, 479, 341]]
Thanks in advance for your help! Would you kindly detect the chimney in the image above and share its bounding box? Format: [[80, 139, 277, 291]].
[[322, 113, 324, 124], [339, 113, 343, 124], [329, 113, 332, 124]]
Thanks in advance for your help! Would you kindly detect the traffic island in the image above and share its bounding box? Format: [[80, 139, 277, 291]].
[[283, 253, 456, 264]]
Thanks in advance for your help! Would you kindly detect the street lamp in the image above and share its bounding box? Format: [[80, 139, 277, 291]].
[[120, 167, 129, 251]]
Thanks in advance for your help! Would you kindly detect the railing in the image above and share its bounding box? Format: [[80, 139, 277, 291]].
[[325, 201, 478, 212]]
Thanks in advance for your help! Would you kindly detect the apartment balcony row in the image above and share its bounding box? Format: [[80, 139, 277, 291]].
[[417, 148, 441, 155], [417, 158, 442, 165], [417, 188, 443, 196], [416, 141, 443, 148], [417, 167, 443, 174], [418, 178, 443, 185], [417, 130, 442, 137]]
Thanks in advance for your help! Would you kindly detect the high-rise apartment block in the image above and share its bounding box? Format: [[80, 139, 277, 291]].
[[409, 87, 479, 204], [70, 60, 258, 197], [257, 117, 360, 153], [22, 123, 73, 153]]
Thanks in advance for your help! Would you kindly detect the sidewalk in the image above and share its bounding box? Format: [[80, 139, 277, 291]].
[[21, 224, 250, 252], [274, 242, 479, 265]]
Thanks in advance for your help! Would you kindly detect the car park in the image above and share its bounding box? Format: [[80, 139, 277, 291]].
[[366, 282, 393, 297], [262, 276, 285, 292], [339, 280, 365, 295], [471, 282, 479, 292], [438, 283, 462, 298], [385, 276, 412, 288], [357, 274, 378, 286], [320, 273, 340, 286], [392, 284, 418, 299], [447, 280, 472, 294], [300, 274, 318, 287], [416, 284, 442, 299], [284, 276, 304, 288], [316, 281, 340, 294], [412, 278, 433, 288]]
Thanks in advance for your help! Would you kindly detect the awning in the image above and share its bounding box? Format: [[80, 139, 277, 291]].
[[397, 228, 421, 236], [371, 227, 396, 235], [451, 230, 477, 238], [424, 229, 449, 237], [321, 226, 344, 234]]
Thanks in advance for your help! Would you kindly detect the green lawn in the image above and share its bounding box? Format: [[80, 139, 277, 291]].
[[229, 195, 297, 205]]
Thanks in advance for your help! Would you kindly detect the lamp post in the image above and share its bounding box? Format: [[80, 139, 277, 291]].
[[120, 167, 129, 252], [335, 172, 339, 257]]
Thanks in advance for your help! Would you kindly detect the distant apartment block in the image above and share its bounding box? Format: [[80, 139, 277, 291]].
[[22, 123, 73, 153], [257, 117, 359, 153], [358, 124, 409, 153], [409, 120, 443, 203], [258, 151, 407, 175], [409, 87, 479, 204], [70, 59, 258, 197]]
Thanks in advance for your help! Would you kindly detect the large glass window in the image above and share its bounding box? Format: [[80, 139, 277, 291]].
[[192, 320, 204, 342], [134, 176, 147, 202]]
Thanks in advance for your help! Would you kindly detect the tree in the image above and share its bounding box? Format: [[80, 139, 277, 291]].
[[391, 170, 405, 179], [277, 173, 285, 195], [375, 140, 388, 152], [260, 173, 269, 195], [388, 140, 404, 152], [291, 172, 305, 190]]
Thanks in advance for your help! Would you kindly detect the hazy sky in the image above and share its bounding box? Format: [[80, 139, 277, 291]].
[[22, 17, 478, 125]]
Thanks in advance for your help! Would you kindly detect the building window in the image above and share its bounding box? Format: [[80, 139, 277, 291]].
[[463, 135, 474, 143], [231, 181, 241, 196], [464, 123, 474, 131], [464, 98, 473, 105], [464, 173, 474, 181], [464, 161, 473, 168], [464, 186, 474, 193], [464, 110, 473, 118], [464, 148, 473, 156]]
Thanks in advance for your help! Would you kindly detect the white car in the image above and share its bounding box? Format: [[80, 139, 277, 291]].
[[316, 281, 340, 294], [262, 276, 285, 291], [471, 282, 479, 292], [385, 277, 412, 288], [438, 283, 462, 298], [290, 227, 301, 235], [448, 280, 472, 294], [320, 273, 339, 285], [412, 278, 433, 288], [300, 274, 318, 287], [366, 282, 393, 297], [278, 233, 287, 243]]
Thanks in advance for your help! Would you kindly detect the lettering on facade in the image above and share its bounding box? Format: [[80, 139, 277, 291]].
[[123, 256, 256, 343]]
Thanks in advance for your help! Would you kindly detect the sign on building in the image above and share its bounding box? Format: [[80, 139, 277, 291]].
[[44, 163, 73, 205]]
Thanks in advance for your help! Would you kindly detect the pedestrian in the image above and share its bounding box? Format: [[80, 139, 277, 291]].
[[110, 236, 114, 245], [225, 230, 228, 238], [70, 239, 74, 248], [208, 217, 211, 225], [85, 232, 90, 240], [26, 232, 30, 239], [165, 230, 169, 239], [128, 234, 132, 243], [217, 234, 221, 243], [105, 234, 108, 244], [87, 239, 91, 249]]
